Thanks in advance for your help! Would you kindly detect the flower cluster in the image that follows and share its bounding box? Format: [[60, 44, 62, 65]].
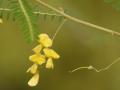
[[27, 33, 60, 87]]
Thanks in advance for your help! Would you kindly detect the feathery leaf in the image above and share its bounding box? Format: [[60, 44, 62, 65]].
[[8, 0, 39, 43]]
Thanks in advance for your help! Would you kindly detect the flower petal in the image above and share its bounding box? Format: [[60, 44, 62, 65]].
[[43, 48, 60, 59], [0, 18, 3, 24], [46, 58, 54, 69], [38, 33, 49, 39], [28, 72, 39, 87], [32, 45, 43, 53], [36, 55, 46, 65], [29, 54, 46, 65], [38, 33, 52, 48], [27, 64, 38, 74]]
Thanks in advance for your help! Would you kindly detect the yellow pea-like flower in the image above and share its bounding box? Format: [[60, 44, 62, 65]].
[[28, 72, 39, 87], [27, 63, 38, 74], [38, 33, 48, 38], [29, 54, 46, 65], [0, 18, 3, 24], [43, 48, 60, 59], [27, 33, 61, 87], [46, 58, 54, 69], [38, 33, 52, 48], [32, 44, 43, 54]]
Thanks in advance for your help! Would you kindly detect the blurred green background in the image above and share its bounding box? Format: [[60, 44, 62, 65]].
[[1, 0, 120, 90]]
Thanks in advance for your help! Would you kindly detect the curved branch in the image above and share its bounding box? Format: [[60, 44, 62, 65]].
[[0, 8, 62, 17], [0, 8, 10, 11], [35, 0, 120, 36], [70, 57, 120, 73]]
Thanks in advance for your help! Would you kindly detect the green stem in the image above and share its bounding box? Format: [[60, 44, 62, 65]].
[[35, 0, 120, 36]]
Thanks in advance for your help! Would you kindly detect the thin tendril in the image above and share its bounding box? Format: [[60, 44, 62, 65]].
[[70, 56, 120, 73], [52, 19, 67, 41]]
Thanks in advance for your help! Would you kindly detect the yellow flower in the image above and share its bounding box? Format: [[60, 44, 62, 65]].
[[43, 48, 60, 59], [29, 54, 46, 65], [46, 58, 54, 69], [28, 72, 39, 87], [0, 18, 3, 24], [32, 44, 43, 54], [27, 63, 38, 74], [27, 33, 61, 87], [38, 33, 52, 48]]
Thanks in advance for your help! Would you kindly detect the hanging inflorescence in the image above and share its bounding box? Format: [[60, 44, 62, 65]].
[[27, 33, 60, 87]]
